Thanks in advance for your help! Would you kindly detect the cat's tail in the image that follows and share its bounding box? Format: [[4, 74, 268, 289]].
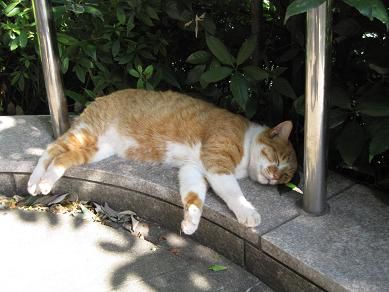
[[27, 125, 98, 196]]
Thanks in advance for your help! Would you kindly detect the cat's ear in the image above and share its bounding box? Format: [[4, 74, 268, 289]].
[[270, 121, 293, 141]]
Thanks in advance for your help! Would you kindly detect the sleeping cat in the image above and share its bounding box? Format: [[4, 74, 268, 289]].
[[27, 89, 297, 234]]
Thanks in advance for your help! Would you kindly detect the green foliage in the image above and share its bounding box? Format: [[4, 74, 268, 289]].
[[286, 0, 389, 28], [0, 0, 388, 190]]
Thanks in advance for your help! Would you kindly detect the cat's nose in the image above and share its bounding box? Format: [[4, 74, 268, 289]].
[[266, 166, 280, 180], [272, 172, 281, 180]]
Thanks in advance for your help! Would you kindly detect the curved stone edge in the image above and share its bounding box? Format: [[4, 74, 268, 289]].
[[1, 171, 323, 291]]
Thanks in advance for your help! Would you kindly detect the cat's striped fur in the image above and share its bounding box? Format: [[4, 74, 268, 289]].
[[28, 89, 297, 234]]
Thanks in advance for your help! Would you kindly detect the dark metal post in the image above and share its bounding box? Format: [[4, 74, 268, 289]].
[[32, 0, 69, 138], [303, 0, 332, 215]]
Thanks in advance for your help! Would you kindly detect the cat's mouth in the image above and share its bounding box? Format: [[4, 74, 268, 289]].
[[249, 167, 271, 185]]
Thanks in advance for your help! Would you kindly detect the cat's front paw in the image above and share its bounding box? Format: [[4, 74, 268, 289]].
[[181, 205, 202, 235], [236, 208, 261, 227]]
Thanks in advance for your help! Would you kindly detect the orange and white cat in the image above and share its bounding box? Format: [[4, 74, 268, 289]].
[[27, 89, 297, 234]]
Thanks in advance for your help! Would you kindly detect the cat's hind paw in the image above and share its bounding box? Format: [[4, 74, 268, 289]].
[[237, 208, 261, 228], [37, 179, 54, 195], [27, 175, 43, 196], [27, 181, 40, 196]]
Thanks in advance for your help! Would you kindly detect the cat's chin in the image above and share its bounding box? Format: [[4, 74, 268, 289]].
[[249, 168, 270, 185]]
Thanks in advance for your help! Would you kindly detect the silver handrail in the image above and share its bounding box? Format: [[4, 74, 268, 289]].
[[303, 0, 332, 215], [32, 0, 69, 138]]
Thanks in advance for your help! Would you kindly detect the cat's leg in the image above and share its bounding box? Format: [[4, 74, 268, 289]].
[[206, 173, 261, 227], [28, 128, 113, 195], [179, 164, 208, 235], [27, 147, 58, 195]]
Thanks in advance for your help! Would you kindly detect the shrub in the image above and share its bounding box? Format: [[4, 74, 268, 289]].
[[0, 0, 388, 191]]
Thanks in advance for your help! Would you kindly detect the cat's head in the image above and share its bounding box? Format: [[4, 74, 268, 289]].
[[249, 121, 297, 185]]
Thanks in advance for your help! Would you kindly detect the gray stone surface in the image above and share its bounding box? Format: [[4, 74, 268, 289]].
[[141, 221, 263, 291], [0, 173, 15, 195], [0, 209, 269, 292], [0, 115, 355, 246], [245, 243, 322, 292], [13, 174, 245, 266], [262, 184, 389, 292]]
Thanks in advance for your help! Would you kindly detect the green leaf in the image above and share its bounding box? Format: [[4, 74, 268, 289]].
[[61, 57, 69, 74], [286, 182, 303, 194], [273, 77, 296, 99], [6, 6, 20, 17], [75, 65, 86, 83], [159, 66, 181, 89], [242, 66, 268, 81], [57, 33, 78, 46], [369, 124, 389, 161], [145, 82, 154, 90], [206, 35, 235, 66], [83, 44, 97, 61], [117, 7, 126, 25], [294, 95, 306, 117], [65, 89, 87, 105], [129, 68, 140, 78], [144, 65, 154, 79], [271, 67, 288, 77], [84, 89, 96, 99], [18, 75, 24, 91], [127, 15, 135, 32], [4, 1, 20, 15], [285, 0, 326, 24], [201, 66, 233, 83], [336, 120, 368, 166], [230, 73, 249, 109], [146, 6, 159, 20], [236, 35, 257, 66], [342, 0, 389, 28], [356, 95, 389, 117], [78, 58, 93, 69], [164, 1, 192, 22], [208, 265, 227, 272], [137, 78, 144, 89], [112, 40, 120, 57], [186, 65, 206, 85], [10, 39, 18, 51], [186, 50, 211, 64], [329, 108, 349, 129], [84, 6, 104, 21]]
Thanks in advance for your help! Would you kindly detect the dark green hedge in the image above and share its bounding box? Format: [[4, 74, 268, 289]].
[[0, 0, 388, 191]]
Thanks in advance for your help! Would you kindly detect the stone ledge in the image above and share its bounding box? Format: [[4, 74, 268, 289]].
[[0, 116, 355, 245], [0, 115, 360, 291], [262, 184, 389, 292]]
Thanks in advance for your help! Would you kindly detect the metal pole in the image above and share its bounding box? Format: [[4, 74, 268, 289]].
[[32, 0, 69, 138], [303, 0, 332, 215]]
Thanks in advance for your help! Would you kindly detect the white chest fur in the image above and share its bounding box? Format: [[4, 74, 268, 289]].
[[235, 124, 266, 179], [164, 142, 203, 169]]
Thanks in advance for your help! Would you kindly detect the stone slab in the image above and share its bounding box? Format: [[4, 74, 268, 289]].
[[0, 209, 269, 292], [0, 173, 15, 195], [13, 174, 245, 266], [0, 115, 355, 246], [245, 243, 322, 292], [262, 184, 389, 292], [137, 221, 263, 291]]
